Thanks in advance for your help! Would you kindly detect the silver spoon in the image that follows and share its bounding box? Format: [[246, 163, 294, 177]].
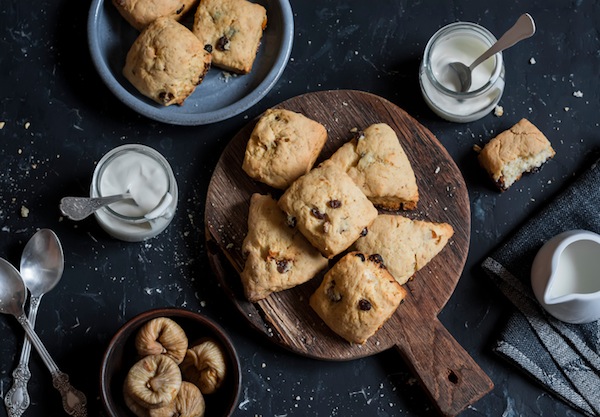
[[59, 193, 133, 221], [4, 229, 65, 417], [449, 13, 536, 92], [0, 257, 87, 417]]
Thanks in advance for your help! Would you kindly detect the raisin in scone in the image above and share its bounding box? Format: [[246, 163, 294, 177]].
[[328, 123, 419, 210], [242, 109, 328, 189], [478, 118, 555, 191], [278, 163, 378, 259], [309, 251, 407, 344], [240, 194, 328, 302], [193, 0, 267, 74], [123, 17, 211, 106], [112, 0, 198, 31], [353, 214, 453, 285]]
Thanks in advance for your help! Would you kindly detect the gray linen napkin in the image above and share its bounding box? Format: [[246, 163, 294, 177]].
[[481, 157, 600, 416]]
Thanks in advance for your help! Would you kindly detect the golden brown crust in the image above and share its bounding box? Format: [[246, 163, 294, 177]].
[[242, 109, 328, 189], [278, 163, 379, 258], [478, 118, 555, 190], [353, 214, 453, 285], [123, 17, 211, 106], [328, 123, 419, 210], [192, 0, 267, 74], [309, 251, 406, 344], [240, 194, 328, 301], [112, 0, 199, 31]]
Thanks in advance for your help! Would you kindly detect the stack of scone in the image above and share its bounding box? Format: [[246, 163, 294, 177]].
[[238, 108, 454, 345], [114, 0, 267, 106]]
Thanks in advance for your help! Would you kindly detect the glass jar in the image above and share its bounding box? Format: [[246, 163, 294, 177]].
[[90, 144, 178, 242], [419, 21, 505, 123]]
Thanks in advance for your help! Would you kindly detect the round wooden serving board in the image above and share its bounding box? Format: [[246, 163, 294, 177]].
[[205, 90, 492, 416]]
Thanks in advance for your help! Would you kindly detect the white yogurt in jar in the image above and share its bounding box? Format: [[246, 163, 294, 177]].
[[91, 144, 178, 242], [419, 22, 505, 123]]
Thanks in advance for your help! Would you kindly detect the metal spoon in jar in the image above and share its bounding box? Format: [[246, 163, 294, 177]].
[[59, 193, 133, 221], [449, 13, 536, 92], [0, 257, 87, 417], [4, 229, 65, 417]]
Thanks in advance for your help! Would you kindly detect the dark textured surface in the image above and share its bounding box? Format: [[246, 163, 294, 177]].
[[0, 1, 598, 416]]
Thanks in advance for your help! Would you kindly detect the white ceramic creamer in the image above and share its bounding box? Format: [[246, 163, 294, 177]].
[[531, 230, 600, 324]]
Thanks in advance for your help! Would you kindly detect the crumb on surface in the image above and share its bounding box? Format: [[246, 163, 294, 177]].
[[20, 206, 29, 218], [24, 122, 30, 129], [573, 90, 583, 98], [0, 121, 5, 129], [529, 57, 536, 65], [494, 105, 504, 117]]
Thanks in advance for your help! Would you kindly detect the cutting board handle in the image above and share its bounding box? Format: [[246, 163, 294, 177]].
[[394, 316, 493, 417]]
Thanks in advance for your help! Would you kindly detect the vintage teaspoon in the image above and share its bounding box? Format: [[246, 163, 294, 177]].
[[4, 229, 65, 417], [449, 13, 535, 92], [0, 257, 87, 417]]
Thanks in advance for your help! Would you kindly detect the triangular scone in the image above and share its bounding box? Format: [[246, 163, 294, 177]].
[[328, 123, 419, 210], [240, 193, 329, 302], [353, 214, 453, 285]]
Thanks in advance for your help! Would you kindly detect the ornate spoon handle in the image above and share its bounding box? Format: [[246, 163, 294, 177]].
[[4, 296, 41, 417], [15, 313, 88, 417]]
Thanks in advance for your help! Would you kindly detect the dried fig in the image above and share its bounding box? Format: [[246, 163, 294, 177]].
[[124, 390, 150, 417], [135, 317, 188, 364], [180, 339, 227, 394], [124, 354, 182, 409], [174, 381, 205, 417]]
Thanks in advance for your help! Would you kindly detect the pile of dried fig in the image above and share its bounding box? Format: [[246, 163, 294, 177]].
[[122, 317, 228, 417]]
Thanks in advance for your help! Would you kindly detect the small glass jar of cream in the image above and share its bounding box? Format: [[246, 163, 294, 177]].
[[419, 21, 505, 123], [90, 144, 178, 242]]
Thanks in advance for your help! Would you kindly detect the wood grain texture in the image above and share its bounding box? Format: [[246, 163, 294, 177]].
[[205, 90, 492, 416]]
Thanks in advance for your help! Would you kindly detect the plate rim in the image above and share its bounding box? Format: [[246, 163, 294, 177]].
[[87, 0, 294, 126]]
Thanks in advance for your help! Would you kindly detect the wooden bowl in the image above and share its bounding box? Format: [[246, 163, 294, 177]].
[[100, 308, 241, 417]]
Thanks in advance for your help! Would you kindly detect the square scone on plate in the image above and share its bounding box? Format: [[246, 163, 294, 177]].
[[123, 17, 212, 106], [278, 162, 378, 259], [240, 193, 329, 302], [242, 109, 328, 190], [193, 0, 267, 74], [309, 251, 407, 344], [328, 123, 419, 210]]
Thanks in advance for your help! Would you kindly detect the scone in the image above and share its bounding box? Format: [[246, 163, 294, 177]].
[[123, 17, 212, 106], [478, 118, 555, 191], [278, 163, 379, 259], [240, 194, 329, 302], [353, 214, 453, 285], [242, 109, 328, 189], [112, 0, 198, 31], [309, 251, 407, 344], [328, 123, 419, 210], [192, 0, 267, 74]]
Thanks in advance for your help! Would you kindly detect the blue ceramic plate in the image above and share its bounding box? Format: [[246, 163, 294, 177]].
[[88, 0, 293, 126]]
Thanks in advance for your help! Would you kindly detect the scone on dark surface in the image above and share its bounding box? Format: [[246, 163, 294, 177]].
[[328, 123, 419, 210], [240, 194, 329, 302], [278, 162, 379, 259], [478, 118, 555, 191], [353, 214, 453, 285], [123, 17, 212, 106], [309, 251, 407, 344], [113, 0, 198, 31], [242, 109, 328, 190], [193, 0, 267, 74]]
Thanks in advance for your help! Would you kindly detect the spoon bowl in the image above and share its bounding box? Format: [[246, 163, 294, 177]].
[[449, 13, 535, 92], [0, 259, 26, 317], [20, 229, 64, 297]]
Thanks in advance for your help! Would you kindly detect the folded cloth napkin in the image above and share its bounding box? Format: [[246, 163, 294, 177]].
[[482, 157, 600, 417]]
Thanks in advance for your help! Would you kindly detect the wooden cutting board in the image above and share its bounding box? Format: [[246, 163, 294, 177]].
[[204, 90, 493, 416]]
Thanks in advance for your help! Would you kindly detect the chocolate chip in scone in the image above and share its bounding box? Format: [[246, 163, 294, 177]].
[[326, 280, 342, 302], [368, 254, 386, 268], [353, 130, 365, 141], [286, 215, 296, 228], [310, 207, 326, 220], [216, 36, 231, 51], [158, 91, 175, 104], [360, 228, 368, 237], [355, 253, 365, 262], [176, 4, 184, 14], [358, 299, 372, 311], [327, 199, 342, 209], [275, 259, 292, 273], [204, 44, 213, 53]]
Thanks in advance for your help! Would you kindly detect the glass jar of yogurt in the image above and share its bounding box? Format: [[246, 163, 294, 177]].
[[90, 144, 178, 242], [419, 21, 505, 123]]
